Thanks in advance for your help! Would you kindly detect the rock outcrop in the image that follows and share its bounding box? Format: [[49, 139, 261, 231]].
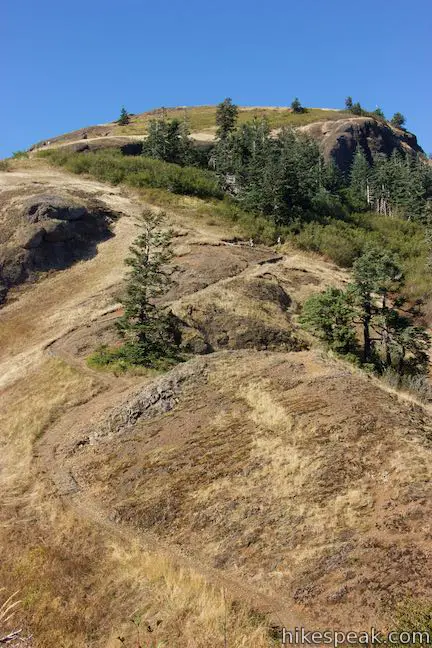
[[0, 192, 119, 303], [299, 117, 424, 172]]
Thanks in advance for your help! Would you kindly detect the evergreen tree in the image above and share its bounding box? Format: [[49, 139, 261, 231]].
[[351, 247, 402, 362], [367, 150, 432, 220], [345, 96, 353, 110], [142, 117, 192, 165], [291, 97, 304, 113], [299, 286, 357, 353], [301, 248, 430, 374], [215, 98, 239, 139], [116, 210, 178, 365], [391, 112, 406, 129], [373, 107, 385, 118], [350, 102, 363, 116], [118, 107, 130, 126], [349, 149, 370, 209]]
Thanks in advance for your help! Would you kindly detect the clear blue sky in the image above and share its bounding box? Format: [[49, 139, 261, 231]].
[[2, 0, 431, 158]]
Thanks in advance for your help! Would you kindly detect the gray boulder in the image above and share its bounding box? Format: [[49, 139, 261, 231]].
[[24, 195, 87, 223]]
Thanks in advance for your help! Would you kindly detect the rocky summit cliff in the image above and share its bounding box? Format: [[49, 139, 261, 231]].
[[299, 116, 424, 170]]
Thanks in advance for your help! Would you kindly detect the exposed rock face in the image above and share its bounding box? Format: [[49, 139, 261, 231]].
[[0, 192, 119, 303], [299, 117, 424, 172], [173, 275, 306, 353]]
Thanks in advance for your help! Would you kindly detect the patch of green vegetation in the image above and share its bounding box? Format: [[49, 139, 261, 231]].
[[12, 150, 29, 159], [38, 145, 431, 301], [87, 344, 176, 374], [389, 600, 432, 646], [0, 159, 9, 171], [293, 211, 430, 299], [113, 105, 348, 135], [38, 148, 222, 200]]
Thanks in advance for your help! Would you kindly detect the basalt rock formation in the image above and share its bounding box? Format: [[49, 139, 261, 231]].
[[0, 191, 119, 303], [299, 116, 424, 172]]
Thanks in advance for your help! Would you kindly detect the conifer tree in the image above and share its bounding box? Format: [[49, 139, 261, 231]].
[[118, 107, 130, 126], [345, 96, 353, 110], [142, 117, 192, 165], [215, 98, 239, 139], [373, 107, 385, 119], [301, 248, 430, 375], [291, 97, 304, 113], [299, 286, 357, 353], [349, 149, 370, 209], [116, 210, 177, 365], [391, 112, 406, 129], [350, 102, 363, 116]]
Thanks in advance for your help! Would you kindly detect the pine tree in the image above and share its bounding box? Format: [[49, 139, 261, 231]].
[[291, 97, 304, 113], [373, 107, 385, 119], [118, 107, 130, 126], [345, 96, 353, 110], [350, 102, 363, 116], [301, 247, 430, 374], [391, 112, 406, 129], [299, 286, 357, 353], [215, 98, 239, 139], [351, 247, 402, 362], [349, 149, 371, 209], [142, 117, 192, 165], [116, 210, 178, 365]]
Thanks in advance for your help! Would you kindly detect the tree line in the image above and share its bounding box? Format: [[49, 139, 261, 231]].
[[124, 98, 431, 226], [99, 101, 431, 383]]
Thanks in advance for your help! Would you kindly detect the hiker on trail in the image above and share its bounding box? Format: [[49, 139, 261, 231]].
[[249, 238, 254, 248], [277, 236, 281, 246]]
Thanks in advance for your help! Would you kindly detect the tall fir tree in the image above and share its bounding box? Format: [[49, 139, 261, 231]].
[[116, 210, 177, 364], [215, 98, 239, 139], [349, 148, 370, 210], [118, 107, 130, 126], [143, 117, 192, 165]]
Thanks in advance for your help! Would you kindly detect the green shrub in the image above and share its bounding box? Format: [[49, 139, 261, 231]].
[[389, 600, 432, 646], [39, 149, 222, 200], [0, 159, 9, 171], [12, 150, 29, 159], [292, 212, 430, 298], [87, 344, 175, 374]]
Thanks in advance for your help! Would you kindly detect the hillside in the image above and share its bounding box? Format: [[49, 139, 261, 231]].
[[30, 105, 424, 173], [1, 104, 432, 646]]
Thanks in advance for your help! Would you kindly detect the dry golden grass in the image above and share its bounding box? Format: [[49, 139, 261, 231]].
[[0, 358, 276, 647], [70, 350, 432, 630], [0, 359, 103, 490], [112, 105, 348, 137], [2, 161, 432, 645]]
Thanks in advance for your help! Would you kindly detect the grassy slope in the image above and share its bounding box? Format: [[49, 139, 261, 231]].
[[114, 106, 348, 135], [1, 160, 431, 645], [39, 148, 432, 303]]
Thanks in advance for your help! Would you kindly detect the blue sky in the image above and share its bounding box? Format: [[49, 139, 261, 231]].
[[1, 0, 431, 158]]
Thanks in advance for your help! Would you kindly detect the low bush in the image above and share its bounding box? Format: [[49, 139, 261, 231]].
[[382, 368, 432, 402], [87, 344, 177, 374], [39, 149, 223, 200], [292, 212, 430, 298]]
